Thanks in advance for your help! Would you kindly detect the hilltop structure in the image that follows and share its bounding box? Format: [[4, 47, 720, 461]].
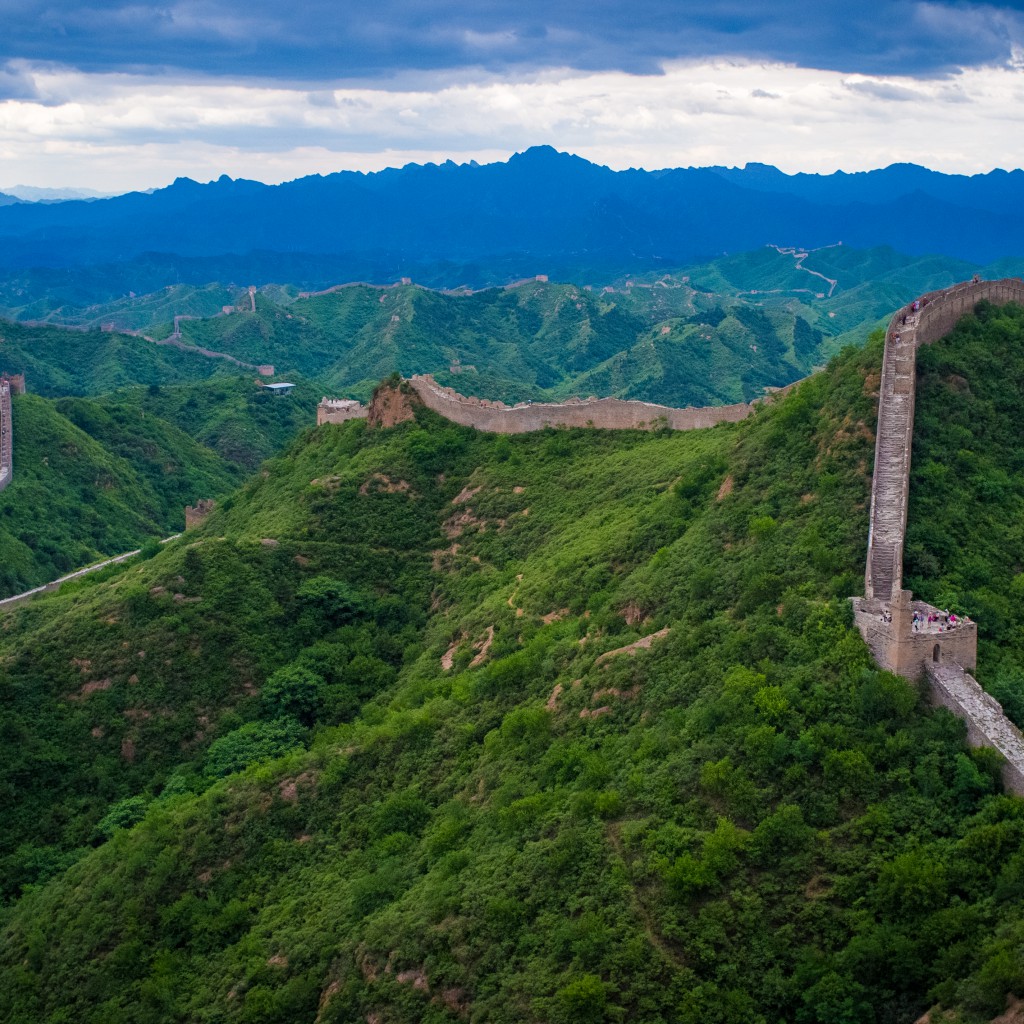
[[852, 277, 1024, 794]]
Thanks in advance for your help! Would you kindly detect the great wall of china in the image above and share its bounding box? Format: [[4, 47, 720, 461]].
[[851, 276, 1024, 794], [318, 277, 1024, 793], [318, 376, 803, 431], [0, 373, 25, 494]]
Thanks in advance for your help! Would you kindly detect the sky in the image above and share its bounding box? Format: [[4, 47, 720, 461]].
[[2, 0, 1024, 191]]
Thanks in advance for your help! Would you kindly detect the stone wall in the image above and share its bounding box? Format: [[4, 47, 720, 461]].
[[865, 277, 1024, 602], [0, 378, 11, 494], [854, 277, 1024, 794], [184, 499, 216, 530], [317, 398, 368, 426], [403, 374, 802, 434], [852, 592, 977, 678], [926, 662, 1024, 796]]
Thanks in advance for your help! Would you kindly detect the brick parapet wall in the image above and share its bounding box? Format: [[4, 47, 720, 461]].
[[317, 398, 368, 426], [865, 278, 1024, 602], [405, 374, 786, 434], [926, 662, 1024, 796], [855, 277, 1024, 794], [0, 379, 13, 493]]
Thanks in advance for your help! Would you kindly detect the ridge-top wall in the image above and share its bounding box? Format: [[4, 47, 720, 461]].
[[0, 379, 12, 493], [405, 374, 790, 433], [864, 278, 1024, 603]]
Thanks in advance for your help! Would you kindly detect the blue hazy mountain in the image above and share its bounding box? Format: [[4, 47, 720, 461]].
[[0, 147, 1021, 286]]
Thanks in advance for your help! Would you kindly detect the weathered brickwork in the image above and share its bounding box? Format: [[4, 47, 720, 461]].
[[317, 398, 368, 426], [0, 374, 22, 494], [184, 499, 216, 530], [403, 374, 802, 434], [854, 277, 1024, 795], [0, 378, 12, 494]]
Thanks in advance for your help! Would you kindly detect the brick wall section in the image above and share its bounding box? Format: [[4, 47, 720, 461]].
[[317, 398, 368, 426], [404, 374, 805, 434], [855, 277, 1024, 793], [0, 378, 11, 493], [926, 662, 1024, 796], [865, 278, 1024, 602]]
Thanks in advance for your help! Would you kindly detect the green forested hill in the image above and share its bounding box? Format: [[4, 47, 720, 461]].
[[0, 393, 241, 595], [0, 319, 234, 395], [2, 315, 1024, 1023]]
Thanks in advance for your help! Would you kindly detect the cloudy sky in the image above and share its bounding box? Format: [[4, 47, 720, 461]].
[[2, 0, 1024, 191]]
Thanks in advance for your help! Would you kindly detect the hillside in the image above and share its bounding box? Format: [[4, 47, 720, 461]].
[[0, 318, 235, 395], [2, 149, 1024, 290], [0, 393, 241, 596], [3, 305, 1024, 1022]]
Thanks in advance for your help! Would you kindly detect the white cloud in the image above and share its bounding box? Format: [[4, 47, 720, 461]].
[[1, 58, 1024, 190]]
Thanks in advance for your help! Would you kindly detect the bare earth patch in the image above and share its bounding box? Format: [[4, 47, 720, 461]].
[[469, 626, 495, 667], [594, 627, 671, 665], [580, 706, 613, 719], [441, 636, 463, 671], [359, 473, 412, 495], [541, 608, 570, 624], [444, 509, 484, 538], [452, 484, 482, 505], [716, 475, 734, 500]]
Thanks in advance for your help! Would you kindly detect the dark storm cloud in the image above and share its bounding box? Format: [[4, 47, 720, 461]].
[[1, 0, 1023, 79]]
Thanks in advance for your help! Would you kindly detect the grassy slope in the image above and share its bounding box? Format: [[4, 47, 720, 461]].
[[0, 393, 240, 595], [0, 319, 235, 396], [1, 333, 1023, 1022]]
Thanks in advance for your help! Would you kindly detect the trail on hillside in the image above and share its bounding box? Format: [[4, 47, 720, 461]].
[[768, 243, 840, 298]]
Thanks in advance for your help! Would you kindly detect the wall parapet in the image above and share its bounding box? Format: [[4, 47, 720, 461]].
[[926, 661, 1024, 796], [865, 278, 1024, 602], [317, 398, 368, 426], [0, 374, 17, 493], [854, 277, 1024, 794], [403, 374, 803, 434]]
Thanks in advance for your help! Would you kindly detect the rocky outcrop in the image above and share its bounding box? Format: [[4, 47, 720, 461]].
[[367, 380, 419, 428]]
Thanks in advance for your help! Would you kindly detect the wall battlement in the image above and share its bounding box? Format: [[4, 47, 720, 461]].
[[854, 277, 1024, 794], [317, 398, 368, 426], [0, 373, 22, 494], [402, 373, 804, 434]]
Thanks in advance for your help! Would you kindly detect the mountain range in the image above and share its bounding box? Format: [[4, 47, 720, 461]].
[[1, 148, 1023, 295]]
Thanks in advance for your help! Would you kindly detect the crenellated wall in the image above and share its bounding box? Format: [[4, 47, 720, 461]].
[[854, 277, 1024, 794], [0, 375, 17, 493], [403, 374, 802, 434], [864, 278, 1024, 605], [317, 398, 368, 426]]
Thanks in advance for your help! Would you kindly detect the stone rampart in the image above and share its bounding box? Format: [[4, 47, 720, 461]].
[[0, 378, 11, 493], [317, 398, 368, 426], [926, 662, 1024, 796], [855, 277, 1024, 794], [404, 374, 797, 434], [864, 278, 1024, 603]]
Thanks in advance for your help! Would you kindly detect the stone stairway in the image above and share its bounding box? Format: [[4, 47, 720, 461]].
[[866, 332, 917, 602]]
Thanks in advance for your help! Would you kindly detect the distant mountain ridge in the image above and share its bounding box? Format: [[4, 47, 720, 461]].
[[1, 148, 1022, 286]]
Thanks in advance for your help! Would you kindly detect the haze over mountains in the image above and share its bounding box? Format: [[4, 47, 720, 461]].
[[1, 147, 1023, 294]]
